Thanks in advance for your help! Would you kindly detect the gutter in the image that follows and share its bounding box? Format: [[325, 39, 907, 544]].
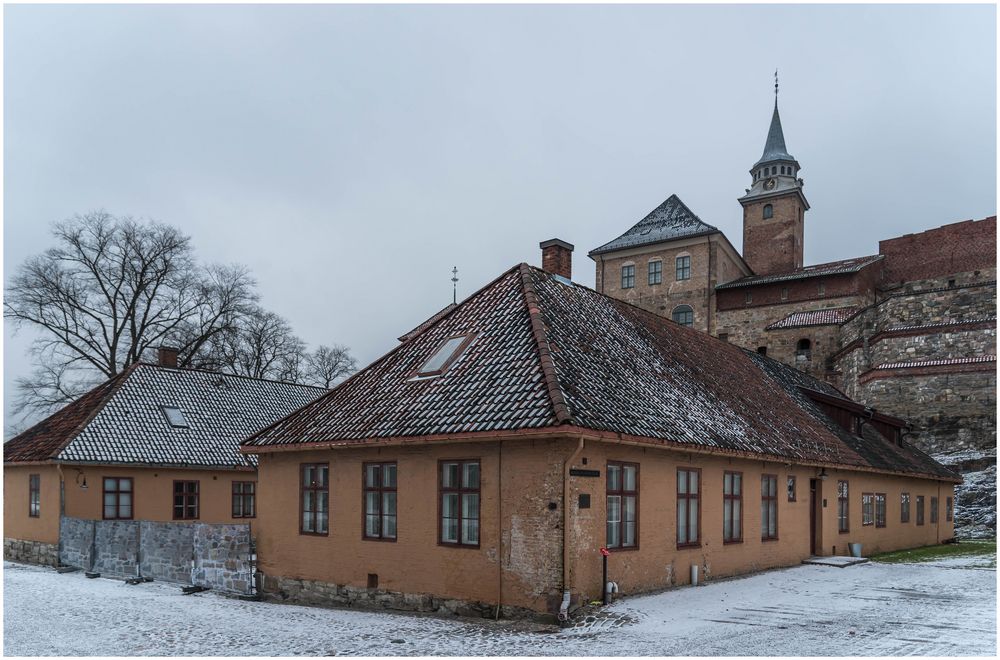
[[559, 436, 585, 623]]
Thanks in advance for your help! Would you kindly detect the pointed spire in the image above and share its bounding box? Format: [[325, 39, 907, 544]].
[[755, 73, 794, 167]]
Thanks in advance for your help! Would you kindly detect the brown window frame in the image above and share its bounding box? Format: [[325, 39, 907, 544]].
[[28, 474, 40, 518], [946, 496, 953, 522], [677, 467, 701, 548], [300, 463, 330, 536], [761, 474, 778, 541], [606, 462, 639, 551], [916, 495, 925, 526], [875, 493, 886, 528], [363, 462, 398, 542], [439, 459, 481, 548], [723, 471, 742, 544], [102, 477, 134, 520], [930, 496, 939, 524], [861, 492, 874, 526], [837, 480, 850, 533], [232, 481, 256, 519], [901, 492, 910, 523], [787, 475, 797, 502], [173, 480, 200, 520]]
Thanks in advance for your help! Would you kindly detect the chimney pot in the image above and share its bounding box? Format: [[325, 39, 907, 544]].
[[539, 238, 574, 280], [157, 346, 179, 368]]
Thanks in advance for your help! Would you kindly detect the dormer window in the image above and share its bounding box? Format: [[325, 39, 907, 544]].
[[763, 204, 773, 219], [161, 406, 189, 429], [417, 335, 474, 377]]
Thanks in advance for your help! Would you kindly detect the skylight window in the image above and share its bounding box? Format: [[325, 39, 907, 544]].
[[417, 335, 473, 377], [161, 406, 189, 429]]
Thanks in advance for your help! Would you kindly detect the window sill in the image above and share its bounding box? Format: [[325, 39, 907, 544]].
[[723, 539, 743, 545], [438, 541, 480, 549], [363, 536, 398, 543], [676, 542, 701, 550], [299, 531, 329, 537], [606, 545, 639, 553], [761, 536, 779, 542]]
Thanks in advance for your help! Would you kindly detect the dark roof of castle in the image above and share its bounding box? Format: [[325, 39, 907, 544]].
[[4, 364, 327, 468], [589, 194, 719, 256], [766, 307, 862, 330], [755, 101, 796, 167], [244, 264, 957, 482], [717, 254, 884, 290]]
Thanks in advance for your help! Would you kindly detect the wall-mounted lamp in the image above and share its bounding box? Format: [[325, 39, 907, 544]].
[[75, 469, 88, 490], [818, 468, 829, 481]]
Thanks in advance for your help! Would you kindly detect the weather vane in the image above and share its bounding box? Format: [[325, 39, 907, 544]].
[[775, 69, 779, 97], [451, 266, 459, 305]]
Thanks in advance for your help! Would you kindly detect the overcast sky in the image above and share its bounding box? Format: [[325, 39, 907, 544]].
[[4, 4, 996, 433]]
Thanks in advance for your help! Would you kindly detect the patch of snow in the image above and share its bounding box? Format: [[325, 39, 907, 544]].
[[4, 559, 996, 656]]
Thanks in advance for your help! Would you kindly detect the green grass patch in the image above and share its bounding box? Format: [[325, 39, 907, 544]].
[[869, 539, 996, 565]]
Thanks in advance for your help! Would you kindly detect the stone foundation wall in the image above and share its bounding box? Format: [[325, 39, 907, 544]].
[[4, 537, 58, 566], [192, 524, 253, 594], [261, 574, 542, 622], [58, 516, 251, 593], [139, 521, 194, 584]]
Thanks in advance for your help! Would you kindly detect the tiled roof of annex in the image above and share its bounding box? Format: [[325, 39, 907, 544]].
[[4, 364, 327, 468], [716, 254, 884, 290], [244, 264, 957, 482], [766, 307, 862, 330]]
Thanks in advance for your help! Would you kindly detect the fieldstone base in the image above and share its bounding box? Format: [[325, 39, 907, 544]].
[[261, 574, 549, 622], [4, 538, 58, 567]]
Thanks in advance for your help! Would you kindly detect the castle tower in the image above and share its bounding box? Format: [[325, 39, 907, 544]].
[[739, 83, 810, 275]]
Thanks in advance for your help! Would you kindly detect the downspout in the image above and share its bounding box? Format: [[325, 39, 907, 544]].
[[495, 440, 503, 620], [559, 436, 585, 623]]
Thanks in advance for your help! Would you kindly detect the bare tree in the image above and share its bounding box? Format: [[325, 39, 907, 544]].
[[206, 308, 307, 382], [304, 344, 357, 388], [5, 212, 257, 415]]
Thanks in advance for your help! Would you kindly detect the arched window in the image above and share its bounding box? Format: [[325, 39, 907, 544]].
[[796, 338, 811, 361], [763, 204, 773, 219], [780, 166, 786, 175], [672, 305, 694, 327]]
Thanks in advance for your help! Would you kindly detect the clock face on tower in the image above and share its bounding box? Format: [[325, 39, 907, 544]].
[[764, 178, 777, 191]]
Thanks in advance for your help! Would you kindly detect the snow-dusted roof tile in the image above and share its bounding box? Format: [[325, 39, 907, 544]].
[[717, 255, 884, 290], [4, 365, 326, 468], [766, 307, 861, 330], [589, 195, 718, 256]]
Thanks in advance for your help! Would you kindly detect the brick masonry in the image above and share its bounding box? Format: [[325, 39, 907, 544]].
[[4, 537, 58, 566], [57, 516, 252, 593]]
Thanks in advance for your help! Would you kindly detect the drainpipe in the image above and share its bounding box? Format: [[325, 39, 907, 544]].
[[559, 437, 585, 623], [496, 440, 503, 620]]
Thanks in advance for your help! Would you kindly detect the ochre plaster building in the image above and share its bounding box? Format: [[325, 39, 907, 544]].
[[3, 349, 325, 566], [242, 248, 958, 620]]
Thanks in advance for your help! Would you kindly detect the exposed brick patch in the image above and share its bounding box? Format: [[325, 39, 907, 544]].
[[879, 217, 997, 285]]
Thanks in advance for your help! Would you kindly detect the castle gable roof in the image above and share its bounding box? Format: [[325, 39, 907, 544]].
[[717, 255, 884, 290], [589, 194, 719, 256], [244, 264, 957, 482], [4, 365, 326, 468]]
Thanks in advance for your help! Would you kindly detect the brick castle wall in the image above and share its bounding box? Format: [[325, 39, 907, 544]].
[[879, 217, 996, 286]]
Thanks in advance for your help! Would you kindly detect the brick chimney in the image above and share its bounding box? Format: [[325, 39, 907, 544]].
[[539, 239, 574, 280], [157, 346, 179, 368]]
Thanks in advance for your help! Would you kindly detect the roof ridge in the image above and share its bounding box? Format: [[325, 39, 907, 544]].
[[133, 362, 330, 392], [517, 264, 574, 425]]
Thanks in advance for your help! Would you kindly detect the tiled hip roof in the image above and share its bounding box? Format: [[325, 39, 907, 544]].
[[766, 307, 861, 330]]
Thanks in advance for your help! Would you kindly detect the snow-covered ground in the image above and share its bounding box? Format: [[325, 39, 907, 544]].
[[3, 559, 995, 656]]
